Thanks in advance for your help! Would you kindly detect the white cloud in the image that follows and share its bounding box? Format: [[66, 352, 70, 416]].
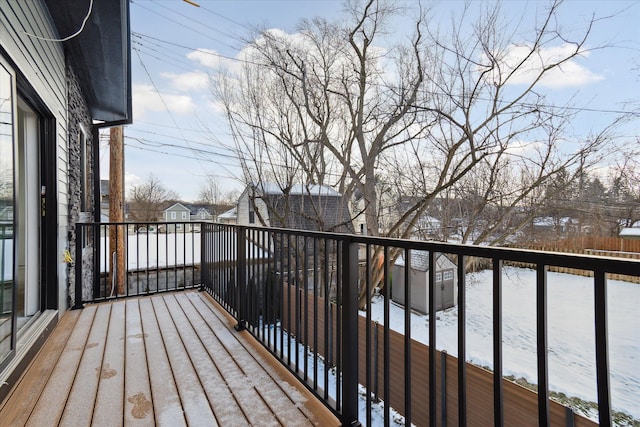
[[124, 172, 142, 195], [187, 49, 238, 71], [482, 43, 604, 89], [161, 71, 209, 92], [132, 84, 197, 118]]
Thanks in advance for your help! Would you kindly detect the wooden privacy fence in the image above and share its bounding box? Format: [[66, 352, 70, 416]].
[[519, 236, 640, 254], [280, 283, 597, 427], [508, 239, 640, 284]]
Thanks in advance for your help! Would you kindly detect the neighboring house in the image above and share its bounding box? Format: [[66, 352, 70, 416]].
[[190, 207, 214, 222], [532, 216, 581, 235], [392, 251, 458, 313], [162, 203, 215, 232], [0, 0, 131, 400], [415, 215, 442, 237], [187, 205, 214, 232], [218, 207, 237, 224], [163, 202, 192, 232], [237, 182, 354, 233], [100, 179, 110, 221]]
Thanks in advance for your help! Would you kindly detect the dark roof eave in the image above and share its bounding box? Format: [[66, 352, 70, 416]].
[[46, 0, 132, 125]]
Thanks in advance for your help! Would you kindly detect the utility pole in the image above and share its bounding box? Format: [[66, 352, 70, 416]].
[[109, 126, 126, 295]]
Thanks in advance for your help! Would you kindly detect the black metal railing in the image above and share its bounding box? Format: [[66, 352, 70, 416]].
[[74, 222, 201, 305], [72, 221, 639, 425], [200, 223, 639, 427]]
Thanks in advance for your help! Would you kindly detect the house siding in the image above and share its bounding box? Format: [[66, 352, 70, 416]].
[[0, 0, 77, 310], [237, 187, 270, 226], [2, 0, 70, 308]]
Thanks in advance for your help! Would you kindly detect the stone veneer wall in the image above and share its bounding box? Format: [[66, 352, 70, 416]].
[[66, 65, 94, 307]]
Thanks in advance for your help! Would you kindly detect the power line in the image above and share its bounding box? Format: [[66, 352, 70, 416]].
[[134, 48, 214, 175], [132, 32, 639, 117], [131, 0, 242, 52], [132, 32, 264, 67]]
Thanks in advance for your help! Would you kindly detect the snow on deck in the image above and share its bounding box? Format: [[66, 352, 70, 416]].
[[0, 291, 338, 426]]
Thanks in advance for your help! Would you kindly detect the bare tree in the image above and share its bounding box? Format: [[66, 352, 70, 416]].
[[128, 174, 177, 223], [212, 0, 622, 307], [198, 174, 221, 206]]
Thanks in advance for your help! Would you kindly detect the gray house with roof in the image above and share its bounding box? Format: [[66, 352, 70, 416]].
[[237, 183, 354, 233]]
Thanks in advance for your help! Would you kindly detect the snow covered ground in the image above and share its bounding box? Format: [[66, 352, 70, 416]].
[[98, 232, 201, 271], [365, 267, 640, 423]]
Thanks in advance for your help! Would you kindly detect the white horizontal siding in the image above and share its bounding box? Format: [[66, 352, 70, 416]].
[[1, 0, 70, 311]]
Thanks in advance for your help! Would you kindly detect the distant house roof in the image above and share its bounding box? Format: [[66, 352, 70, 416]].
[[418, 215, 441, 225], [620, 227, 640, 240], [533, 217, 555, 227], [164, 202, 191, 212], [250, 182, 353, 233], [255, 182, 342, 197], [533, 217, 577, 227], [184, 204, 213, 215], [218, 207, 237, 219]]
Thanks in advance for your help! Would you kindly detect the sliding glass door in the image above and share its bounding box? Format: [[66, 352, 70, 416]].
[[16, 99, 40, 325], [0, 59, 16, 368], [0, 56, 44, 370]]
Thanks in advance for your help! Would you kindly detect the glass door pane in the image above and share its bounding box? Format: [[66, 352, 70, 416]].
[[15, 100, 40, 327], [0, 61, 15, 366]]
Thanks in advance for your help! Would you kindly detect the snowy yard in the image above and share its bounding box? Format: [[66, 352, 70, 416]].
[[98, 232, 201, 271], [365, 267, 640, 423]]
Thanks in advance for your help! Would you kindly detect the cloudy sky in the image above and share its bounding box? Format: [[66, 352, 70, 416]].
[[107, 0, 640, 202]]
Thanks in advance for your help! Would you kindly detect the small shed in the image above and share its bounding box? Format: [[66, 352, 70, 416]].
[[619, 227, 640, 240], [392, 250, 458, 313]]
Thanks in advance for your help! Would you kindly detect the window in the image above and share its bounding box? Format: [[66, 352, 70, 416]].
[[248, 196, 255, 224], [435, 272, 442, 282], [443, 270, 454, 281], [171, 211, 176, 220], [181, 211, 187, 220], [79, 125, 90, 211]]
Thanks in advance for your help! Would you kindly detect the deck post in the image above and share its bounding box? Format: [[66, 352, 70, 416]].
[[235, 226, 247, 330], [341, 236, 360, 426]]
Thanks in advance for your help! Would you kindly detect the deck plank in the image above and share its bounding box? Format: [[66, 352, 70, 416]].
[[164, 294, 250, 425], [26, 305, 98, 427], [177, 293, 281, 426], [123, 299, 154, 427], [0, 310, 80, 427], [197, 293, 340, 427], [187, 293, 315, 426], [2, 291, 339, 427], [197, 294, 316, 426], [138, 297, 186, 427], [93, 300, 126, 427], [60, 303, 112, 426], [150, 295, 218, 427]]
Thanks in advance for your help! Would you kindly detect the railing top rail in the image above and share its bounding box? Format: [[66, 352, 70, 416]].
[[76, 221, 640, 275], [231, 223, 640, 274]]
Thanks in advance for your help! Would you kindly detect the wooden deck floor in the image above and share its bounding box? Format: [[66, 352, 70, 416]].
[[0, 291, 339, 426]]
